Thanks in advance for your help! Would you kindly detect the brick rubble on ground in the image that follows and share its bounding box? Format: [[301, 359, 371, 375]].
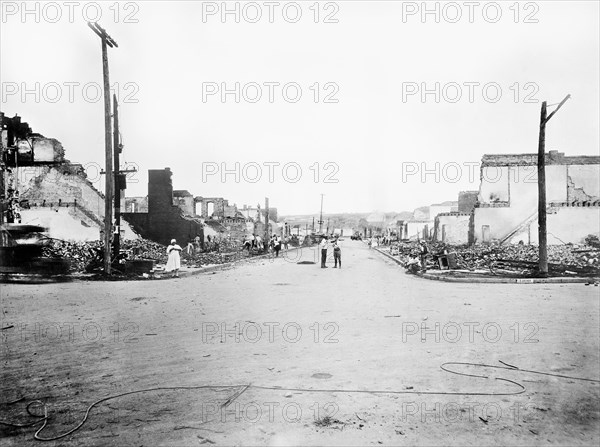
[[382, 241, 600, 276], [42, 238, 261, 273]]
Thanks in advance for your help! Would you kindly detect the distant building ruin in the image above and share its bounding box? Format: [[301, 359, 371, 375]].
[[404, 201, 458, 240], [432, 192, 478, 245], [123, 169, 280, 245], [122, 168, 204, 245]]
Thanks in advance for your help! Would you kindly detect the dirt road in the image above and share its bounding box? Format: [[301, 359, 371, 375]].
[[1, 241, 599, 446]]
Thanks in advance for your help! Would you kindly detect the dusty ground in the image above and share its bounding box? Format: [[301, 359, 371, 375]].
[[1, 241, 599, 446]]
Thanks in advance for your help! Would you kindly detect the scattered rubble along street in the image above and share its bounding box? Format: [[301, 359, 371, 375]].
[[380, 239, 600, 277], [41, 238, 270, 276]]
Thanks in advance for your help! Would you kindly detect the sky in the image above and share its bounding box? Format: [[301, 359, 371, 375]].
[[1, 1, 599, 216]]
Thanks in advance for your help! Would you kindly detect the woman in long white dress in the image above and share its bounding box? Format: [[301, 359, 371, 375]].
[[166, 239, 182, 278]]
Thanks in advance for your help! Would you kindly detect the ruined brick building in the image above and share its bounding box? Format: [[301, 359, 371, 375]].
[[122, 168, 280, 246], [122, 168, 204, 246], [432, 192, 478, 245], [429, 152, 600, 246], [472, 151, 600, 244], [401, 201, 458, 240], [1, 114, 138, 241]]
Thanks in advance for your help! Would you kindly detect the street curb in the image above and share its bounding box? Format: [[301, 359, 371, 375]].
[[416, 272, 599, 284], [373, 247, 600, 284]]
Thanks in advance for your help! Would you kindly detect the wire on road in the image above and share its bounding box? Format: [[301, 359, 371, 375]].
[[1, 361, 599, 442]]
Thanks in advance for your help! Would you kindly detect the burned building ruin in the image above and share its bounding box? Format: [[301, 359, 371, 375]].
[[122, 168, 204, 246]]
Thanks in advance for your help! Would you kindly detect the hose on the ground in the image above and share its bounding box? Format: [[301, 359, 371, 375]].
[[0, 361, 598, 442]]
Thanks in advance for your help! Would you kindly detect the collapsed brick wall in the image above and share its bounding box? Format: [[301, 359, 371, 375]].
[[216, 219, 252, 243], [474, 154, 600, 244], [18, 164, 103, 215], [15, 164, 138, 241], [195, 197, 229, 218]]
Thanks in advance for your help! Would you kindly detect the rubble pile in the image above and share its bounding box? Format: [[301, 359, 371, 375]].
[[453, 244, 600, 272], [121, 239, 169, 262], [42, 238, 254, 273], [180, 249, 246, 267], [383, 241, 600, 276], [42, 239, 103, 272], [203, 238, 240, 253]]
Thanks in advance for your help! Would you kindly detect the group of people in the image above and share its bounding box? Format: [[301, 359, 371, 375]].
[[242, 234, 265, 253], [368, 235, 395, 248], [242, 234, 264, 253], [242, 234, 291, 257], [319, 235, 342, 269]]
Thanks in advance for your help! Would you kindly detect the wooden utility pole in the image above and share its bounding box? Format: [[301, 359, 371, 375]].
[[318, 194, 324, 233], [537, 102, 548, 277], [89, 22, 118, 275], [112, 94, 121, 260], [537, 94, 570, 277], [264, 197, 269, 246]]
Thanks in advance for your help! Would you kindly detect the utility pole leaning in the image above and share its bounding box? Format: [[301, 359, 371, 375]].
[[537, 94, 570, 277], [88, 22, 118, 275]]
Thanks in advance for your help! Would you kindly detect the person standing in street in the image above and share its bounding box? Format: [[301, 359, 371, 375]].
[[283, 236, 289, 250], [419, 240, 429, 272], [319, 236, 328, 268], [273, 234, 281, 257], [186, 238, 194, 256], [333, 237, 342, 268], [166, 239, 182, 278]]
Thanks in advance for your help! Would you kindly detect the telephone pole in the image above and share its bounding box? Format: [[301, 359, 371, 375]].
[[318, 193, 324, 233], [112, 94, 120, 259], [88, 22, 118, 275], [537, 94, 570, 277], [264, 197, 270, 246]]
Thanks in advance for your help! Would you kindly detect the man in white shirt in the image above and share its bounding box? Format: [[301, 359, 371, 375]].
[[319, 236, 328, 268]]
